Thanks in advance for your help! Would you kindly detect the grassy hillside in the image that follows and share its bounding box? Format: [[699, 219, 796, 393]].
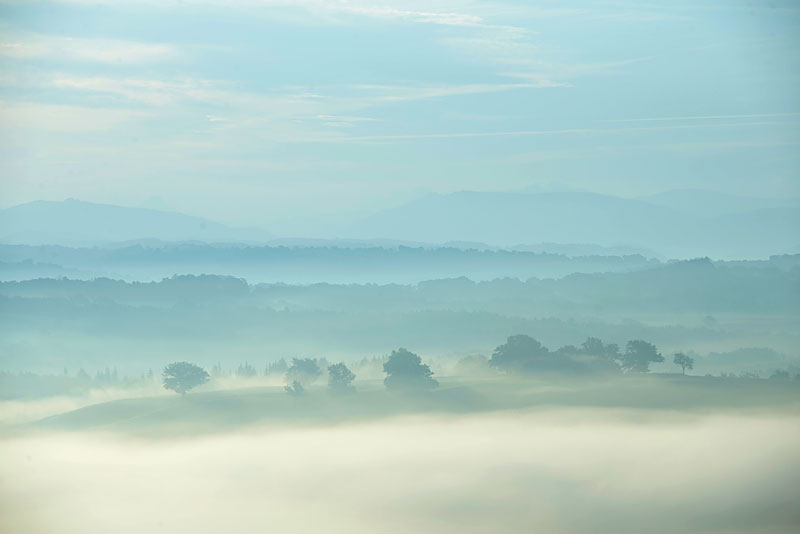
[[28, 374, 800, 437]]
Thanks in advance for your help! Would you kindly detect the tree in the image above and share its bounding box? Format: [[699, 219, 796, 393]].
[[673, 352, 694, 375], [285, 380, 305, 396], [236, 361, 258, 378], [162, 362, 209, 395], [490, 335, 620, 375], [581, 337, 605, 356], [580, 337, 621, 360], [489, 335, 549, 370], [328, 362, 356, 393], [265, 358, 288, 376], [285, 358, 323, 386], [620, 340, 663, 373], [383, 348, 438, 390]]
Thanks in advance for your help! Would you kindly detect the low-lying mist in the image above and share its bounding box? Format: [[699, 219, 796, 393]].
[[2, 408, 798, 534]]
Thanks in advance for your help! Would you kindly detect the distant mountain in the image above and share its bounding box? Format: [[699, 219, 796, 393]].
[[349, 190, 799, 259], [0, 199, 271, 245], [351, 190, 688, 250], [639, 189, 799, 218], [705, 207, 800, 258]]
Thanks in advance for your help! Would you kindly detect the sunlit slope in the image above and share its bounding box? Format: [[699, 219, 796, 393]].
[[32, 375, 800, 435]]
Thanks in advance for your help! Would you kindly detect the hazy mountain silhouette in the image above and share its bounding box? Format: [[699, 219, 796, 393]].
[[0, 199, 271, 245], [350, 190, 799, 258], [351, 191, 687, 248], [639, 189, 799, 218]]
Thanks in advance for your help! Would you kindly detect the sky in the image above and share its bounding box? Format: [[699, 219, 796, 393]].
[[0, 0, 798, 228]]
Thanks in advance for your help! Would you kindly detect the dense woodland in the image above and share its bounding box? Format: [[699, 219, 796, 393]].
[[2, 252, 798, 396], [4, 243, 795, 283]]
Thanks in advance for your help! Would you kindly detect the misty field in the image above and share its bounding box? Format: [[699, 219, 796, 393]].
[[1, 0, 798, 531], [1, 376, 799, 534]]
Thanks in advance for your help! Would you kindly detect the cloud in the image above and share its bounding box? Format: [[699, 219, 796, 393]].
[[352, 80, 568, 102], [24, 0, 499, 29], [316, 114, 378, 127], [503, 56, 655, 83], [340, 5, 484, 27], [0, 33, 179, 64], [607, 112, 800, 122], [0, 100, 152, 132], [333, 119, 800, 143], [316, 115, 376, 122], [49, 75, 220, 106]]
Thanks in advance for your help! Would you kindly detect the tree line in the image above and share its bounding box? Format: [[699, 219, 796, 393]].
[[161, 334, 800, 396]]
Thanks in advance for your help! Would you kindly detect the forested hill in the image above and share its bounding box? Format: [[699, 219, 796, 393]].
[[0, 243, 659, 283], [2, 256, 798, 314]]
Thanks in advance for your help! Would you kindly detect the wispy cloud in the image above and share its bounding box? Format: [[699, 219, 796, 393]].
[[340, 5, 483, 27], [607, 112, 800, 122], [353, 80, 568, 102], [49, 75, 225, 106], [504, 56, 655, 82], [0, 33, 179, 64], [315, 114, 378, 127], [333, 120, 800, 143], [0, 100, 152, 132]]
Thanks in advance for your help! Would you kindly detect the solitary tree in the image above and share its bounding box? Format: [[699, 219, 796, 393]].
[[328, 362, 356, 393], [162, 362, 209, 395], [620, 340, 664, 373], [673, 352, 694, 375], [383, 348, 438, 390]]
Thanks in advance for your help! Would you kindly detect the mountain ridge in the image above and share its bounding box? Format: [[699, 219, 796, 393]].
[[348, 190, 798, 258]]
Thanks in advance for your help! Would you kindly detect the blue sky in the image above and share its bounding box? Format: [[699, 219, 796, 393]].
[[1, 0, 798, 229]]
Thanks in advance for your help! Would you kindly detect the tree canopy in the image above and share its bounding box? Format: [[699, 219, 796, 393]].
[[383, 348, 439, 390], [673, 353, 694, 375], [621, 340, 664, 373], [581, 337, 620, 360], [286, 358, 323, 386], [162, 361, 209, 395], [489, 334, 550, 370], [328, 362, 356, 392], [490, 335, 620, 374]]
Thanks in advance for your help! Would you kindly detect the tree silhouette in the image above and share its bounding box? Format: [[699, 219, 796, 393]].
[[673, 352, 694, 375], [621, 340, 664, 373], [328, 362, 356, 393], [489, 334, 549, 370], [162, 362, 209, 395], [285, 380, 305, 396], [265, 358, 288, 376], [286, 358, 322, 386], [236, 361, 258, 378], [581, 337, 620, 360], [383, 348, 438, 390]]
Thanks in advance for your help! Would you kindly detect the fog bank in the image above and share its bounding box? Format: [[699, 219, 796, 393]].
[[2, 408, 798, 533]]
